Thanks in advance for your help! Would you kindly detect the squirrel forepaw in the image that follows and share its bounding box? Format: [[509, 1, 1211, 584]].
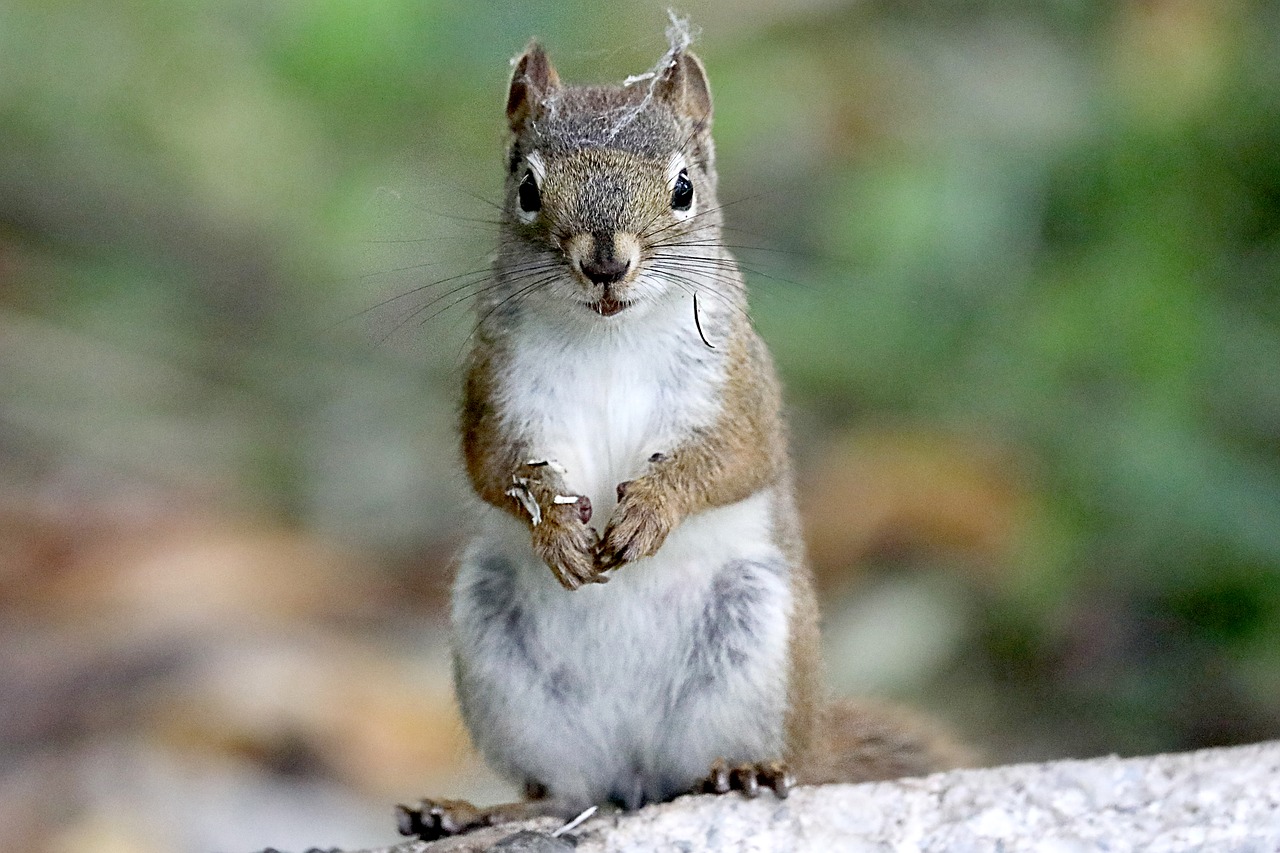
[[534, 518, 603, 590], [509, 461, 604, 590], [596, 478, 675, 570]]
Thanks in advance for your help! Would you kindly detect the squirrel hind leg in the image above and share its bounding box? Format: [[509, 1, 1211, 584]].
[[794, 698, 979, 787]]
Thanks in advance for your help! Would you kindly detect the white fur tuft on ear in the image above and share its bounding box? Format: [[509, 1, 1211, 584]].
[[654, 13, 712, 128], [664, 10, 699, 57]]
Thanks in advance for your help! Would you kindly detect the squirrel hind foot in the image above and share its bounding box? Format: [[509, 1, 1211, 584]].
[[397, 798, 490, 840], [700, 758, 795, 800], [396, 796, 584, 841]]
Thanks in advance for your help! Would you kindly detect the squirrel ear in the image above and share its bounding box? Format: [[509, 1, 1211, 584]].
[[655, 50, 712, 129], [507, 41, 560, 132]]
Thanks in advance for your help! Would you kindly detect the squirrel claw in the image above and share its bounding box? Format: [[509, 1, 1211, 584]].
[[594, 541, 634, 571], [704, 759, 732, 794], [700, 759, 793, 800], [735, 766, 760, 798]]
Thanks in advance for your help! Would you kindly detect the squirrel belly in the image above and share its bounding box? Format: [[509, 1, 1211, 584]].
[[452, 489, 794, 809]]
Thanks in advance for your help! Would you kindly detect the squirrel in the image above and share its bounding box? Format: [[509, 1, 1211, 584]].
[[397, 34, 973, 841]]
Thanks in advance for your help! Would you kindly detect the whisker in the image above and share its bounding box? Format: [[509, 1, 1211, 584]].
[[459, 274, 554, 358], [377, 279, 496, 344], [378, 261, 561, 344], [647, 253, 812, 292], [363, 256, 558, 312], [649, 238, 801, 257], [355, 258, 463, 281], [411, 277, 540, 332], [327, 267, 490, 331], [647, 268, 754, 326], [338, 253, 561, 335], [639, 191, 775, 244]]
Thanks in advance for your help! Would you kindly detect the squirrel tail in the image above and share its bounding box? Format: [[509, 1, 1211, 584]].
[[795, 698, 979, 786]]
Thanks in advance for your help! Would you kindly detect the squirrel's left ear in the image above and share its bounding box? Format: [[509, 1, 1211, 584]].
[[507, 41, 560, 132], [656, 50, 712, 130]]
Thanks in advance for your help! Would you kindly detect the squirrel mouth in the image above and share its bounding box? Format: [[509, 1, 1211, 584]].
[[587, 296, 630, 317]]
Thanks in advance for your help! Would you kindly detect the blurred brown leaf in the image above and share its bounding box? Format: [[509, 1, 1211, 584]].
[[801, 429, 1029, 590]]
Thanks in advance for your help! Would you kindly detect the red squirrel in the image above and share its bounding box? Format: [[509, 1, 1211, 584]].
[[399, 35, 971, 840]]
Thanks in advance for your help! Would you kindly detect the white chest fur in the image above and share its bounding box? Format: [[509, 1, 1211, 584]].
[[492, 296, 724, 529]]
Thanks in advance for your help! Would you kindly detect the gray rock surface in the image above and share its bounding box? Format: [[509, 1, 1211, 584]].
[[359, 741, 1280, 853]]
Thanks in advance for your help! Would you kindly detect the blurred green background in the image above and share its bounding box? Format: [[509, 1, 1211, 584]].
[[2, 0, 1279, 851]]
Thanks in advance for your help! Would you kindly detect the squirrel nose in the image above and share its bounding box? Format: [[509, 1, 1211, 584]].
[[580, 256, 631, 285]]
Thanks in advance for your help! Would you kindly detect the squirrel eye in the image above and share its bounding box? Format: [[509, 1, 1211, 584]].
[[518, 169, 541, 214], [671, 169, 693, 212]]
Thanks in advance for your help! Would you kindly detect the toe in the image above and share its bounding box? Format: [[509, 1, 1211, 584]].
[[732, 765, 760, 798], [760, 761, 795, 799], [703, 758, 732, 794]]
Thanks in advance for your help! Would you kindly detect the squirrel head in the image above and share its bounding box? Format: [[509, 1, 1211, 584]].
[[498, 40, 727, 321]]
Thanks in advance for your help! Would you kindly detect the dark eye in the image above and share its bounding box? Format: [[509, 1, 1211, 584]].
[[518, 169, 541, 214], [671, 169, 693, 211]]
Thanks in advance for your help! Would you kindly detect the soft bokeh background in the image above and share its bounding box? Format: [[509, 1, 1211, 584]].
[[2, 0, 1278, 850]]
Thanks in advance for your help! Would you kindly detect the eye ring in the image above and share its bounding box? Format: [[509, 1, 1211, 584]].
[[518, 169, 541, 215], [671, 168, 693, 212]]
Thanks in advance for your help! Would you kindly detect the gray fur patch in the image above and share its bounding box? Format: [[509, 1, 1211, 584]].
[[465, 554, 583, 702], [544, 665, 583, 703], [466, 554, 537, 670], [680, 558, 781, 697]]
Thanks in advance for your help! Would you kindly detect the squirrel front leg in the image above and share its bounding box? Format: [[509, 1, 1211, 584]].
[[598, 336, 787, 569], [461, 354, 601, 590]]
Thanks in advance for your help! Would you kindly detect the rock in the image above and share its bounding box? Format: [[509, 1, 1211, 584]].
[[489, 830, 576, 852], [347, 741, 1280, 852]]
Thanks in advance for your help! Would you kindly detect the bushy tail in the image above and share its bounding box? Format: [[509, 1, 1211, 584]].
[[796, 698, 978, 785]]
